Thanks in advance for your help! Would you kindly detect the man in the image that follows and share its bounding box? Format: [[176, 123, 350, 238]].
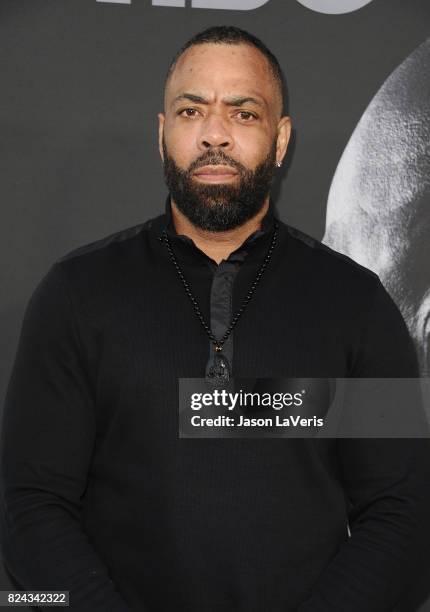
[[1, 25, 429, 612], [323, 37, 430, 376]]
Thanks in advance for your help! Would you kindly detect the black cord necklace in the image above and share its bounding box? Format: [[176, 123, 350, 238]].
[[161, 220, 279, 386]]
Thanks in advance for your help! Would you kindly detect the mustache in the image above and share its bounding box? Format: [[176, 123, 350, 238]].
[[188, 153, 246, 174]]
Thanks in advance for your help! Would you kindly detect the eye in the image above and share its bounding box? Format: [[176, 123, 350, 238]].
[[236, 111, 257, 122], [178, 108, 200, 118]]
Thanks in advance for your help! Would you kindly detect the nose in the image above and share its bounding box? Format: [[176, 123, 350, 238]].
[[198, 113, 233, 151]]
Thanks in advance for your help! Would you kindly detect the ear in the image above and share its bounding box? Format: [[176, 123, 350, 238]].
[[158, 113, 165, 162], [276, 116, 292, 165]]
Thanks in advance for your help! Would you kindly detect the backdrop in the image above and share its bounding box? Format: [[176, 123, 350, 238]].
[[1, 0, 429, 609]]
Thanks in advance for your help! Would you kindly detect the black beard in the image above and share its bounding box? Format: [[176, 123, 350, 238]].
[[162, 138, 277, 232]]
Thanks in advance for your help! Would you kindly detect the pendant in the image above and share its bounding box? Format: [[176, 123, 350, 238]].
[[205, 349, 231, 387]]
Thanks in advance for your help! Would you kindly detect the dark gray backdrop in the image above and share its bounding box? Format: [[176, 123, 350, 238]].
[[1, 0, 429, 609]]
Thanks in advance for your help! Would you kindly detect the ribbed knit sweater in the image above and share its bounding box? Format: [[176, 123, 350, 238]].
[[2, 196, 430, 612]]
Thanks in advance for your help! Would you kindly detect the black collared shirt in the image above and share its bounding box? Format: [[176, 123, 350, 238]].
[[1, 195, 430, 612], [160, 196, 276, 381]]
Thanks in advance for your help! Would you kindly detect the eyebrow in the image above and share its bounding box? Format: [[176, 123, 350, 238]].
[[172, 93, 265, 109]]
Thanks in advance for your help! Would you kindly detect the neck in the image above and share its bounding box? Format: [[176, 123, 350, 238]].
[[170, 196, 271, 264]]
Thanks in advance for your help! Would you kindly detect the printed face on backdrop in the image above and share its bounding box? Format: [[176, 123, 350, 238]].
[[323, 39, 430, 375], [157, 42, 291, 231]]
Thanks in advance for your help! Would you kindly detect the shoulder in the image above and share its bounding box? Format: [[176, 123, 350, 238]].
[[49, 212, 165, 294], [56, 210, 164, 266], [57, 216, 162, 265], [281, 220, 380, 289]]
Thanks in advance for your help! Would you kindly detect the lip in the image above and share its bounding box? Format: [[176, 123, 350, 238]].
[[193, 165, 238, 182]]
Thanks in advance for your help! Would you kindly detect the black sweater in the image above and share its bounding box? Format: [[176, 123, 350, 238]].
[[1, 197, 430, 611]]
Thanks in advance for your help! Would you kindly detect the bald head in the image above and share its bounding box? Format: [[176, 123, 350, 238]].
[[164, 42, 284, 122], [163, 25, 286, 120]]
